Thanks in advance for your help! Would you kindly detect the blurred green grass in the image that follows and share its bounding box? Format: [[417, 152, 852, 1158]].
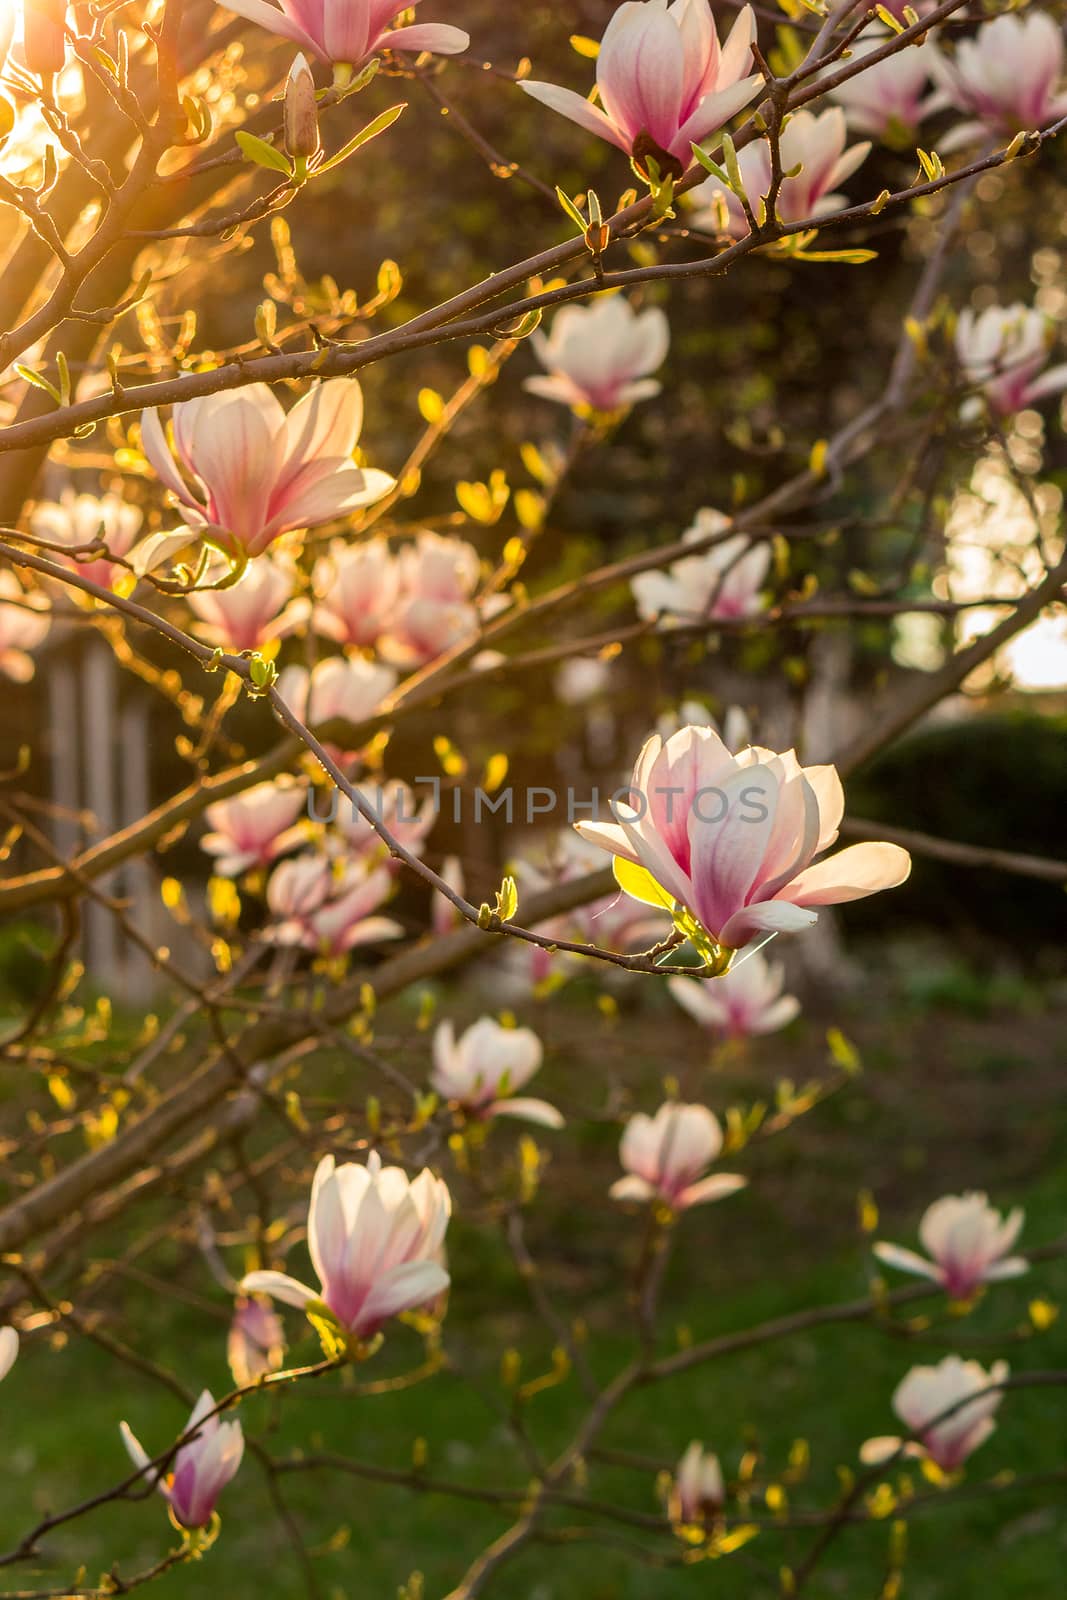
[[3, 966, 1066, 1599]]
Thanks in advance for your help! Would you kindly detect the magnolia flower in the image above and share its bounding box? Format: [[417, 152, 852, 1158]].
[[955, 303, 1067, 417], [671, 1441, 725, 1523], [141, 380, 394, 561], [874, 1193, 1026, 1301], [227, 1296, 286, 1388], [828, 30, 942, 142], [521, 1, 760, 178], [336, 780, 435, 864], [668, 948, 799, 1040], [631, 510, 769, 626], [277, 655, 396, 733], [431, 1017, 563, 1127], [379, 532, 481, 666], [932, 12, 1067, 150], [610, 1101, 745, 1210], [861, 1356, 1008, 1474], [555, 656, 614, 704], [0, 570, 50, 682], [188, 557, 309, 650], [202, 781, 307, 877], [312, 539, 399, 647], [575, 723, 911, 952], [266, 857, 401, 954], [525, 296, 670, 414], [120, 1391, 244, 1529], [217, 0, 469, 68], [0, 1326, 17, 1381], [241, 1151, 451, 1339], [30, 491, 142, 589], [690, 108, 869, 237]]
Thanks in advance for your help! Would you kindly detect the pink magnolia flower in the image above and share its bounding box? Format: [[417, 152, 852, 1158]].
[[266, 856, 401, 954], [575, 724, 911, 953], [202, 780, 307, 877], [671, 1441, 725, 1524], [0, 1326, 17, 1382], [241, 1151, 451, 1339], [0, 570, 50, 682], [335, 779, 435, 865], [631, 511, 769, 626], [431, 1017, 563, 1128], [141, 380, 394, 561], [668, 948, 799, 1040], [932, 12, 1067, 150], [188, 557, 309, 651], [120, 1390, 244, 1529], [828, 30, 942, 142], [312, 539, 399, 648], [30, 491, 142, 589], [525, 295, 669, 414], [217, 0, 469, 68], [874, 1193, 1026, 1301], [691, 108, 869, 236], [379, 532, 481, 666], [521, 1, 761, 178], [276, 655, 397, 757], [861, 1356, 1008, 1475], [955, 303, 1067, 417], [227, 1296, 286, 1387], [610, 1101, 745, 1210]]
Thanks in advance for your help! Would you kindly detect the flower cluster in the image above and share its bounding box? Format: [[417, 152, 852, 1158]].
[[631, 510, 770, 627], [311, 531, 485, 666]]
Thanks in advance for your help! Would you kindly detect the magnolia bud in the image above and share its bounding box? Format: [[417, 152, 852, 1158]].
[[284, 54, 320, 163], [23, 0, 68, 80]]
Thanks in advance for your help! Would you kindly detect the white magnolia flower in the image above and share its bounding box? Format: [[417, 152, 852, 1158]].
[[431, 1016, 562, 1127], [671, 1440, 725, 1523], [525, 295, 669, 414], [668, 948, 800, 1039], [631, 510, 770, 626], [874, 1192, 1026, 1301], [0, 1326, 17, 1382], [861, 1355, 1008, 1474], [0, 570, 50, 682], [611, 1101, 746, 1211]]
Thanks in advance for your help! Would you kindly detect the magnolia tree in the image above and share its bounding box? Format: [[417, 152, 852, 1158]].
[[0, 0, 1066, 1595]]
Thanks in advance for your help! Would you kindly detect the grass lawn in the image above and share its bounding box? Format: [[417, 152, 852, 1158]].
[[3, 952, 1066, 1598]]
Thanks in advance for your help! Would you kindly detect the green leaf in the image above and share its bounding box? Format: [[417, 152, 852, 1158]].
[[555, 186, 589, 231], [235, 131, 292, 175], [316, 103, 407, 174], [613, 857, 675, 911], [494, 875, 519, 923]]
